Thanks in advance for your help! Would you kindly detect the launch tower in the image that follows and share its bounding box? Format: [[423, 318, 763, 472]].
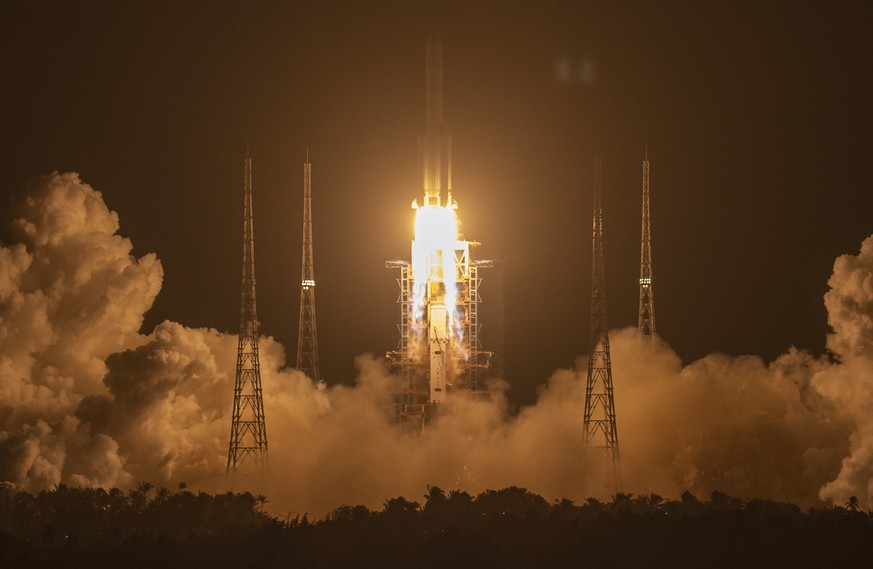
[[582, 154, 621, 495], [387, 36, 492, 429], [638, 148, 656, 337], [296, 151, 320, 381], [227, 150, 268, 475]]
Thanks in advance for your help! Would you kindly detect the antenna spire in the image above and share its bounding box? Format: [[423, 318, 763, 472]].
[[227, 151, 268, 476], [297, 152, 320, 381], [639, 148, 656, 338], [582, 153, 621, 496]]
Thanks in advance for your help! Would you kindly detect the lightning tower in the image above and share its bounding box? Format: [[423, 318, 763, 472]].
[[227, 149, 268, 475], [387, 36, 492, 429], [582, 154, 621, 494], [296, 151, 320, 381], [638, 147, 656, 337]]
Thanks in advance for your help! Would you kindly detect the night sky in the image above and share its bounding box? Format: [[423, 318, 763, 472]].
[[3, 1, 872, 407]]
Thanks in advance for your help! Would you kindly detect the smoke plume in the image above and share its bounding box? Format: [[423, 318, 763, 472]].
[[814, 236, 873, 505], [2, 172, 873, 515], [0, 172, 161, 488]]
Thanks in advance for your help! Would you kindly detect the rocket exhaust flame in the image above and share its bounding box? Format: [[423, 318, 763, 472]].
[[409, 197, 468, 403], [411, 199, 460, 319]]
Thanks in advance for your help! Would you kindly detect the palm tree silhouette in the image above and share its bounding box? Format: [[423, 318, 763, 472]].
[[845, 496, 861, 513]]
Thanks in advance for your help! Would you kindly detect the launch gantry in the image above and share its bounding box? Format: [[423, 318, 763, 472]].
[[387, 250, 492, 429]]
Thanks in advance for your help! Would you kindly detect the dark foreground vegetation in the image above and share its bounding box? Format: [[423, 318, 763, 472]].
[[1, 483, 871, 568]]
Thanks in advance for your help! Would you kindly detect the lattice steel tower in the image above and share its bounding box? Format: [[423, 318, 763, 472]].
[[227, 150, 268, 474], [582, 153, 621, 494], [296, 151, 320, 381], [638, 147, 656, 337]]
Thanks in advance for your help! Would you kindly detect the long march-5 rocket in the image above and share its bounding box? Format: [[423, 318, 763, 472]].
[[415, 35, 454, 404], [389, 36, 490, 421]]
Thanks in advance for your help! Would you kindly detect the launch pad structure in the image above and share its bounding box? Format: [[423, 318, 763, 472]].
[[386, 253, 492, 429], [386, 36, 492, 430]]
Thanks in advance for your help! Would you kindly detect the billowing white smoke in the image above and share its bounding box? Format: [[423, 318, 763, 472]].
[[814, 236, 873, 506], [613, 334, 850, 505], [0, 172, 161, 488], [2, 172, 873, 515]]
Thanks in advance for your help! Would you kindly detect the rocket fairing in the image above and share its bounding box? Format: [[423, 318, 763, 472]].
[[420, 34, 452, 207]]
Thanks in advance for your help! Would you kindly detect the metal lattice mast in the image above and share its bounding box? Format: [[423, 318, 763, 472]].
[[582, 153, 621, 494], [296, 151, 320, 381], [638, 147, 656, 337], [227, 150, 268, 473]]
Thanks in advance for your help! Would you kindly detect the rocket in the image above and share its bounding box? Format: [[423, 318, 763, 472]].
[[419, 34, 452, 208], [387, 36, 492, 422], [416, 34, 455, 404]]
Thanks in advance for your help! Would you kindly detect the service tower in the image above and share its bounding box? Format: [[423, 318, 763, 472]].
[[387, 36, 492, 429]]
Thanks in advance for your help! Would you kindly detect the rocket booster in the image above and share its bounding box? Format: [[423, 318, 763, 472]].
[[419, 34, 452, 207]]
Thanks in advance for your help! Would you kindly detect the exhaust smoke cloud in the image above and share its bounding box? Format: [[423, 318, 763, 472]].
[[2, 172, 873, 515]]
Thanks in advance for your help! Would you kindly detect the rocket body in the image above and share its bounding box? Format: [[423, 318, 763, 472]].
[[428, 305, 449, 403], [420, 34, 451, 207]]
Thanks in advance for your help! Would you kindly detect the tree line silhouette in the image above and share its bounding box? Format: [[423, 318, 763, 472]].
[[1, 482, 871, 568]]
